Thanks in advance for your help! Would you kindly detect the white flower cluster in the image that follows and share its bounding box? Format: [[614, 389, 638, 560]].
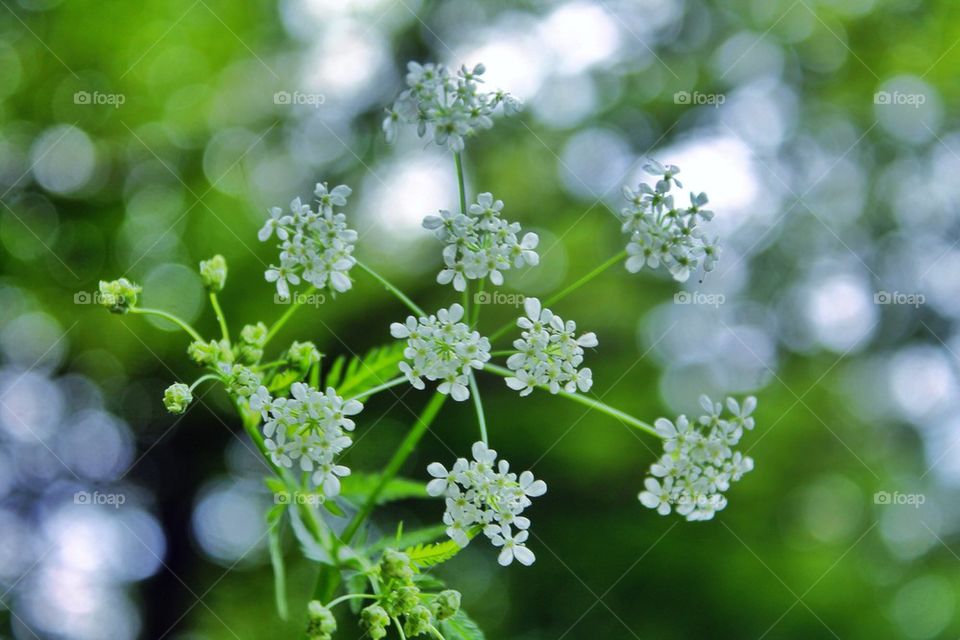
[[423, 193, 539, 292], [426, 442, 546, 566], [259, 183, 359, 299], [619, 160, 720, 283], [390, 304, 490, 401], [505, 298, 597, 396], [383, 62, 522, 151], [248, 382, 364, 497], [639, 395, 756, 521]]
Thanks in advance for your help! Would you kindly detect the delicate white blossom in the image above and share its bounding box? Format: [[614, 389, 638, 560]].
[[505, 298, 597, 396], [422, 192, 539, 292], [260, 183, 358, 299], [619, 161, 719, 282], [384, 62, 522, 151], [390, 304, 490, 401], [426, 442, 545, 566], [638, 395, 756, 521], [250, 382, 363, 497]]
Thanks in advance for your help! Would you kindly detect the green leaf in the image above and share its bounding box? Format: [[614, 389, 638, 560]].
[[266, 504, 289, 620], [322, 499, 346, 517], [403, 539, 462, 572], [339, 472, 430, 506], [439, 609, 486, 640], [369, 524, 448, 555], [345, 572, 369, 614], [327, 342, 406, 397]]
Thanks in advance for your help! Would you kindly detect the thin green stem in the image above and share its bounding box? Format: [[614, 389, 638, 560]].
[[189, 373, 220, 392], [490, 350, 518, 357], [325, 593, 378, 609], [468, 371, 488, 444], [394, 617, 408, 640], [130, 307, 203, 342], [482, 363, 659, 437], [487, 250, 627, 344], [471, 279, 484, 327], [341, 392, 447, 543], [253, 359, 287, 371], [356, 261, 424, 316], [264, 286, 318, 347], [346, 376, 407, 402], [209, 292, 230, 345], [454, 152, 467, 214]]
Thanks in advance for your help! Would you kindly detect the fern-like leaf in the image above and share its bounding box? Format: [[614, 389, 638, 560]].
[[324, 342, 406, 397], [439, 609, 486, 640], [403, 539, 462, 572]]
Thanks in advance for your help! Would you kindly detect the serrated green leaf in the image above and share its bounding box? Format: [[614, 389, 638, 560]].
[[266, 504, 289, 620], [340, 472, 430, 506], [327, 343, 406, 398], [369, 524, 448, 555], [324, 355, 346, 389], [403, 539, 462, 572], [439, 609, 486, 640]]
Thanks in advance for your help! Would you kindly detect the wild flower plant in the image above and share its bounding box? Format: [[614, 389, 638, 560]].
[[98, 60, 756, 638]]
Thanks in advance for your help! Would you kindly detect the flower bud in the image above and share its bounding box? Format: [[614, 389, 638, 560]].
[[199, 255, 227, 291], [163, 383, 192, 414], [188, 339, 232, 366], [380, 549, 414, 583], [287, 341, 321, 370], [403, 605, 432, 637], [432, 589, 461, 620], [361, 604, 390, 640], [306, 600, 336, 640], [98, 278, 141, 314], [227, 365, 260, 397]]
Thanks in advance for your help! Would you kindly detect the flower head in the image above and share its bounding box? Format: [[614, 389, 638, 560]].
[[504, 298, 597, 396], [620, 160, 718, 282], [391, 304, 491, 401], [98, 278, 140, 314], [251, 383, 363, 496], [163, 382, 192, 414], [423, 192, 538, 291], [384, 62, 522, 151], [259, 184, 358, 299], [638, 395, 756, 521], [426, 442, 545, 566], [199, 255, 227, 291]]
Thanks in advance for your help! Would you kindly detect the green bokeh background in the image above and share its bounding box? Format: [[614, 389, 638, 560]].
[[1, 0, 958, 638]]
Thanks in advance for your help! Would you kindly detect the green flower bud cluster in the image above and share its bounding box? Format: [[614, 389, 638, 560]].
[[199, 255, 228, 291], [236, 322, 268, 364], [226, 364, 261, 396], [163, 382, 192, 414], [98, 278, 140, 314], [306, 601, 337, 640], [287, 340, 321, 370], [188, 339, 233, 367], [358, 549, 461, 638]]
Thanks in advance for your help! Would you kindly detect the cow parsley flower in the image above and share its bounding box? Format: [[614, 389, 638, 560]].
[[390, 304, 491, 401], [251, 383, 363, 497], [260, 183, 358, 299], [384, 62, 522, 151], [639, 395, 756, 521], [619, 160, 719, 282], [422, 193, 539, 291], [505, 298, 598, 396], [426, 442, 545, 566]]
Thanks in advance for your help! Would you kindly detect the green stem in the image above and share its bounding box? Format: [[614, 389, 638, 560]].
[[482, 363, 659, 437], [209, 292, 230, 345], [130, 307, 203, 342], [189, 373, 220, 391], [394, 617, 408, 640], [325, 593, 378, 609], [487, 250, 627, 343], [356, 261, 424, 316], [471, 279, 484, 327], [468, 371, 488, 444], [264, 286, 319, 347], [253, 359, 287, 371], [454, 152, 467, 214], [346, 376, 408, 403], [341, 392, 447, 544]]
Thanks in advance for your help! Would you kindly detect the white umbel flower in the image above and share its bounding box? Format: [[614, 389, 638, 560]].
[[620, 161, 718, 282], [260, 182, 358, 299], [426, 442, 545, 566], [638, 395, 756, 521], [505, 298, 598, 396], [384, 62, 522, 151], [250, 383, 364, 497], [423, 192, 539, 292], [391, 304, 491, 401]]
